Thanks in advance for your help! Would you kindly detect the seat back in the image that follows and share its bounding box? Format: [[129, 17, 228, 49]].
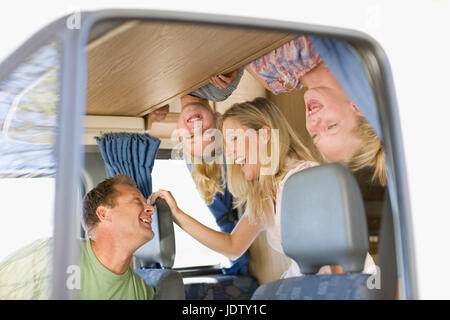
[[133, 197, 183, 299], [252, 163, 373, 300], [135, 268, 185, 300], [134, 198, 176, 268], [373, 192, 398, 299], [282, 163, 368, 274]]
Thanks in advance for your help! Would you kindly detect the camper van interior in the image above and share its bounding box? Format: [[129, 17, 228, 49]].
[[0, 16, 398, 300]]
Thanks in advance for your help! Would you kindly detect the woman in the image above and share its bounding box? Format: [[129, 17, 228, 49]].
[[191, 35, 386, 186], [300, 62, 386, 186], [151, 97, 375, 277]]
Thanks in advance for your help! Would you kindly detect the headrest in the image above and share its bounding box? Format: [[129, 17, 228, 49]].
[[281, 163, 368, 274], [134, 198, 176, 268]]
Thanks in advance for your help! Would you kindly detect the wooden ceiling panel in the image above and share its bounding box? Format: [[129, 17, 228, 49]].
[[87, 21, 297, 117]]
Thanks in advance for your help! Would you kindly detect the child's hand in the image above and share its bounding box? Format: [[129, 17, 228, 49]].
[[149, 189, 179, 216], [149, 105, 169, 122], [209, 69, 240, 89]]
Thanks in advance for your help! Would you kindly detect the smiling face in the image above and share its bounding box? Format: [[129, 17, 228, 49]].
[[222, 118, 262, 181], [177, 95, 219, 157], [304, 86, 363, 162], [107, 184, 155, 245]]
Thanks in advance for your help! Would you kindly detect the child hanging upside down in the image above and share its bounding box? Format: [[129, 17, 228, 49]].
[[188, 35, 386, 186]]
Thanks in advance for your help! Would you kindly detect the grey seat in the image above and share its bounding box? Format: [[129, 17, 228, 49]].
[[135, 268, 185, 300], [134, 198, 185, 300], [134, 198, 176, 269], [252, 163, 375, 300]]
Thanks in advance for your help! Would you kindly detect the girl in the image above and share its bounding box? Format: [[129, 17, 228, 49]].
[[192, 36, 386, 186]]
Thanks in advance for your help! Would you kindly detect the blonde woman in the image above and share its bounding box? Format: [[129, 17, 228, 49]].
[[151, 97, 376, 277], [191, 36, 386, 186]]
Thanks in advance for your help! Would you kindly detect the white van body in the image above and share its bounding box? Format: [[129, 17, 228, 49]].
[[0, 0, 448, 299]]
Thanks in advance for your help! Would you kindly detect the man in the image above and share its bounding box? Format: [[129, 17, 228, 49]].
[[0, 174, 155, 300], [80, 174, 155, 299]]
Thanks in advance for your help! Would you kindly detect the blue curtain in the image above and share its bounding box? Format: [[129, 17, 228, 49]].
[[310, 36, 382, 141], [95, 133, 161, 198]]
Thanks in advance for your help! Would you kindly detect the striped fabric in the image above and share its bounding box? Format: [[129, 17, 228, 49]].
[[248, 36, 322, 94], [0, 238, 52, 299]]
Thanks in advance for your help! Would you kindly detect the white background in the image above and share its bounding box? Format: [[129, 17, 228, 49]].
[[0, 0, 449, 299]]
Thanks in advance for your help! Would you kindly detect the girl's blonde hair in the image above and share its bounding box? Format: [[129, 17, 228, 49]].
[[191, 161, 225, 204], [217, 97, 315, 226], [343, 115, 387, 186]]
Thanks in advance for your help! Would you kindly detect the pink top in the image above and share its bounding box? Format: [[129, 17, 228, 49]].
[[247, 36, 322, 94]]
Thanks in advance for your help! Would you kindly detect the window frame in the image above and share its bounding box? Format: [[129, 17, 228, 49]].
[[0, 17, 82, 300]]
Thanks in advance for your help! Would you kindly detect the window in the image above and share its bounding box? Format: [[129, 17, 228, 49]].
[[0, 40, 61, 299], [0, 178, 54, 261], [0, 41, 60, 256], [152, 159, 229, 269]]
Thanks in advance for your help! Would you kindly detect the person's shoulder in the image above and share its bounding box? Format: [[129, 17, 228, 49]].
[[278, 159, 319, 188], [297, 160, 319, 171], [287, 159, 319, 173], [131, 268, 155, 300], [0, 237, 53, 299], [79, 238, 92, 257], [146, 283, 155, 300]]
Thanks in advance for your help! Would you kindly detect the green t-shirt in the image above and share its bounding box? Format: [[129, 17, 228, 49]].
[[80, 239, 154, 300], [0, 238, 154, 300]]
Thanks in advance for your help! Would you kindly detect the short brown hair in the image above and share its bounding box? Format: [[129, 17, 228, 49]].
[[82, 174, 137, 233]]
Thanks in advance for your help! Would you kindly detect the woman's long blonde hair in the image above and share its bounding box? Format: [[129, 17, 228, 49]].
[[217, 97, 315, 226], [343, 115, 387, 186]]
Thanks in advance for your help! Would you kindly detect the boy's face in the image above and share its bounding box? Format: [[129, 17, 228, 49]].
[[177, 95, 219, 157]]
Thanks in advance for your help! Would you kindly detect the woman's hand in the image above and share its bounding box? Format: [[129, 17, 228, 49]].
[[149, 189, 180, 217]]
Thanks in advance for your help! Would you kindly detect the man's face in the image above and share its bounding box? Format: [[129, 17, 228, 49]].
[[177, 95, 218, 158], [304, 86, 363, 162], [107, 184, 155, 246]]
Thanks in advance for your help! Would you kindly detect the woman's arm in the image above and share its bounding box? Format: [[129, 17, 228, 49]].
[[150, 189, 262, 260]]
